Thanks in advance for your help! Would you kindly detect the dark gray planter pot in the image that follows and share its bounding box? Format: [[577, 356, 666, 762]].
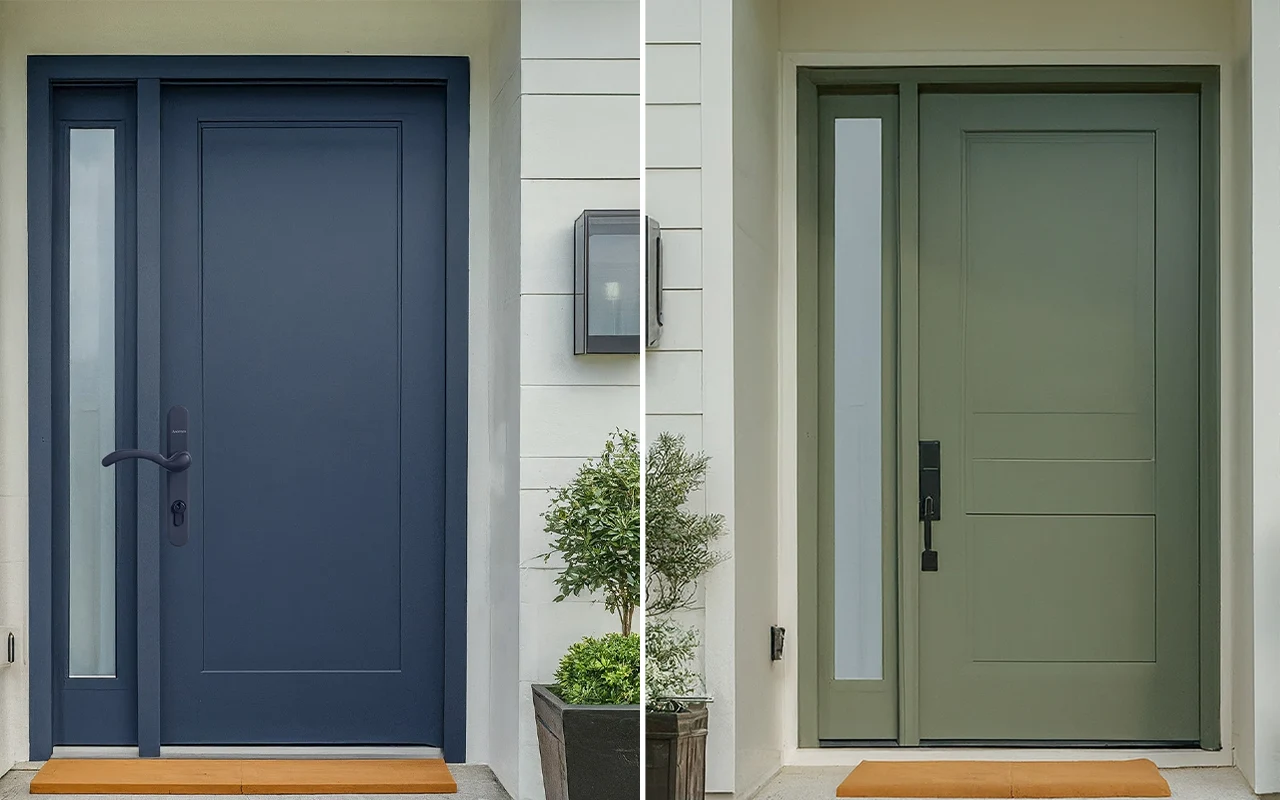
[[644, 706, 709, 800], [532, 683, 640, 800]]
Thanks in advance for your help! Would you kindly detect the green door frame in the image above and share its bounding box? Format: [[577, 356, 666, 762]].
[[795, 66, 1221, 750]]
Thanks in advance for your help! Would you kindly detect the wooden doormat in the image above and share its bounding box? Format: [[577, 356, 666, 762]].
[[836, 759, 1170, 798], [30, 759, 457, 794]]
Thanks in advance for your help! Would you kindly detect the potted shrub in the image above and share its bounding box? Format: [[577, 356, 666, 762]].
[[644, 433, 726, 800], [533, 430, 641, 800]]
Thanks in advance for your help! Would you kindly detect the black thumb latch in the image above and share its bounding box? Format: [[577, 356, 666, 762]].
[[919, 441, 941, 572]]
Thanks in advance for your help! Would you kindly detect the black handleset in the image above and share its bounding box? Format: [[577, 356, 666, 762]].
[[919, 440, 941, 572], [101, 405, 191, 547], [100, 449, 190, 472]]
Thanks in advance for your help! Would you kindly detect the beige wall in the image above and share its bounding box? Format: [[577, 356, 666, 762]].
[[779, 0, 1233, 54]]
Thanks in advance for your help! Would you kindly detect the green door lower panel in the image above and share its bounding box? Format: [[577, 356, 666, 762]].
[[916, 93, 1201, 742]]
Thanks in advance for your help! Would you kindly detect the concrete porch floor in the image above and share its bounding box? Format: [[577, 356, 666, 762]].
[[751, 765, 1258, 800], [0, 767, 512, 800]]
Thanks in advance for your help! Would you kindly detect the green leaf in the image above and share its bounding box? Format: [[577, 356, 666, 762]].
[[552, 633, 640, 705]]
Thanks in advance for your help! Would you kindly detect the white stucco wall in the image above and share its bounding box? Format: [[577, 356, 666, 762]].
[[648, 0, 1252, 795], [485, 1, 523, 793], [516, 3, 639, 799]]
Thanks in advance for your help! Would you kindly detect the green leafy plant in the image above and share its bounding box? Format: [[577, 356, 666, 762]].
[[644, 618, 700, 705], [541, 429, 641, 635], [644, 432, 727, 711], [553, 632, 641, 705]]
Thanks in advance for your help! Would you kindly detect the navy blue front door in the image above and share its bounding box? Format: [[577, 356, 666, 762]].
[[37, 58, 468, 762], [156, 85, 448, 744]]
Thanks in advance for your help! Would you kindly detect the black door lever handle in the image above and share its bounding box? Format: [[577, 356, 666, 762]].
[[101, 449, 191, 473], [103, 406, 192, 546]]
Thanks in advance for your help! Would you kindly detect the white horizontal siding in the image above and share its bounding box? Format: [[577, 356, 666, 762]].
[[519, 592, 618, 681], [646, 412, 703, 449], [653, 290, 703, 351], [520, 457, 586, 491], [647, 104, 702, 168], [657, 229, 703, 288], [646, 351, 703, 414], [521, 95, 640, 178], [520, 178, 639, 294], [520, 489, 560, 563], [646, 44, 702, 103], [647, 169, 702, 227], [520, 385, 639, 457], [644, 1, 713, 784], [516, 6, 639, 800], [521, 1, 640, 59], [646, 0, 701, 43], [521, 59, 639, 95], [521, 295, 640, 386]]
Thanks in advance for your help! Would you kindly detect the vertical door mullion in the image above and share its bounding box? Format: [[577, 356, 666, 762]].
[[135, 78, 162, 758], [896, 80, 921, 747]]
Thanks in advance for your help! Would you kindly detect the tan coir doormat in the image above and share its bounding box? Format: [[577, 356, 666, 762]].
[[836, 759, 1171, 798], [30, 759, 457, 794]]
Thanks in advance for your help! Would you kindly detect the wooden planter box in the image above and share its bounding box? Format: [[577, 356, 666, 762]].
[[532, 683, 640, 800], [645, 706, 709, 800]]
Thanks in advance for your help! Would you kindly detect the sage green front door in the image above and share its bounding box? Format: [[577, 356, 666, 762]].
[[917, 93, 1201, 741]]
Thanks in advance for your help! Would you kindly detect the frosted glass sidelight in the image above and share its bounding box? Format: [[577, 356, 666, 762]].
[[832, 118, 884, 682], [67, 128, 117, 679]]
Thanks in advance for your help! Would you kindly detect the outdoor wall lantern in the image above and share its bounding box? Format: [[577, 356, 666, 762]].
[[573, 209, 664, 354]]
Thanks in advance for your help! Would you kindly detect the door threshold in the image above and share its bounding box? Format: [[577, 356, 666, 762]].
[[51, 746, 444, 760], [786, 746, 1233, 769]]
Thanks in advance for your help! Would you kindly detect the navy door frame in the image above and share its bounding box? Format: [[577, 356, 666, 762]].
[[28, 56, 470, 761]]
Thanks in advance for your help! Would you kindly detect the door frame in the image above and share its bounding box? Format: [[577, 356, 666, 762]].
[[794, 66, 1221, 750], [28, 56, 471, 762]]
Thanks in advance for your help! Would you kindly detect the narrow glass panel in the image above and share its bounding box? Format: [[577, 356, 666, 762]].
[[67, 128, 116, 679], [833, 118, 883, 681], [587, 231, 642, 336]]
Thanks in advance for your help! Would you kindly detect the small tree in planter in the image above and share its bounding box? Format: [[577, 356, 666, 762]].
[[533, 430, 641, 800], [644, 432, 726, 800]]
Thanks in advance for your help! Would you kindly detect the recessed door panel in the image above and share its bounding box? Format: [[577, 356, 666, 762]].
[[157, 85, 448, 744]]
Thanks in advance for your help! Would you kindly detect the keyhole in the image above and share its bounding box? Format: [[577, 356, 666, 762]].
[[171, 499, 187, 527]]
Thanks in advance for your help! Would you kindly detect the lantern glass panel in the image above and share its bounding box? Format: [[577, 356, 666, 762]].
[[587, 230, 641, 337]]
